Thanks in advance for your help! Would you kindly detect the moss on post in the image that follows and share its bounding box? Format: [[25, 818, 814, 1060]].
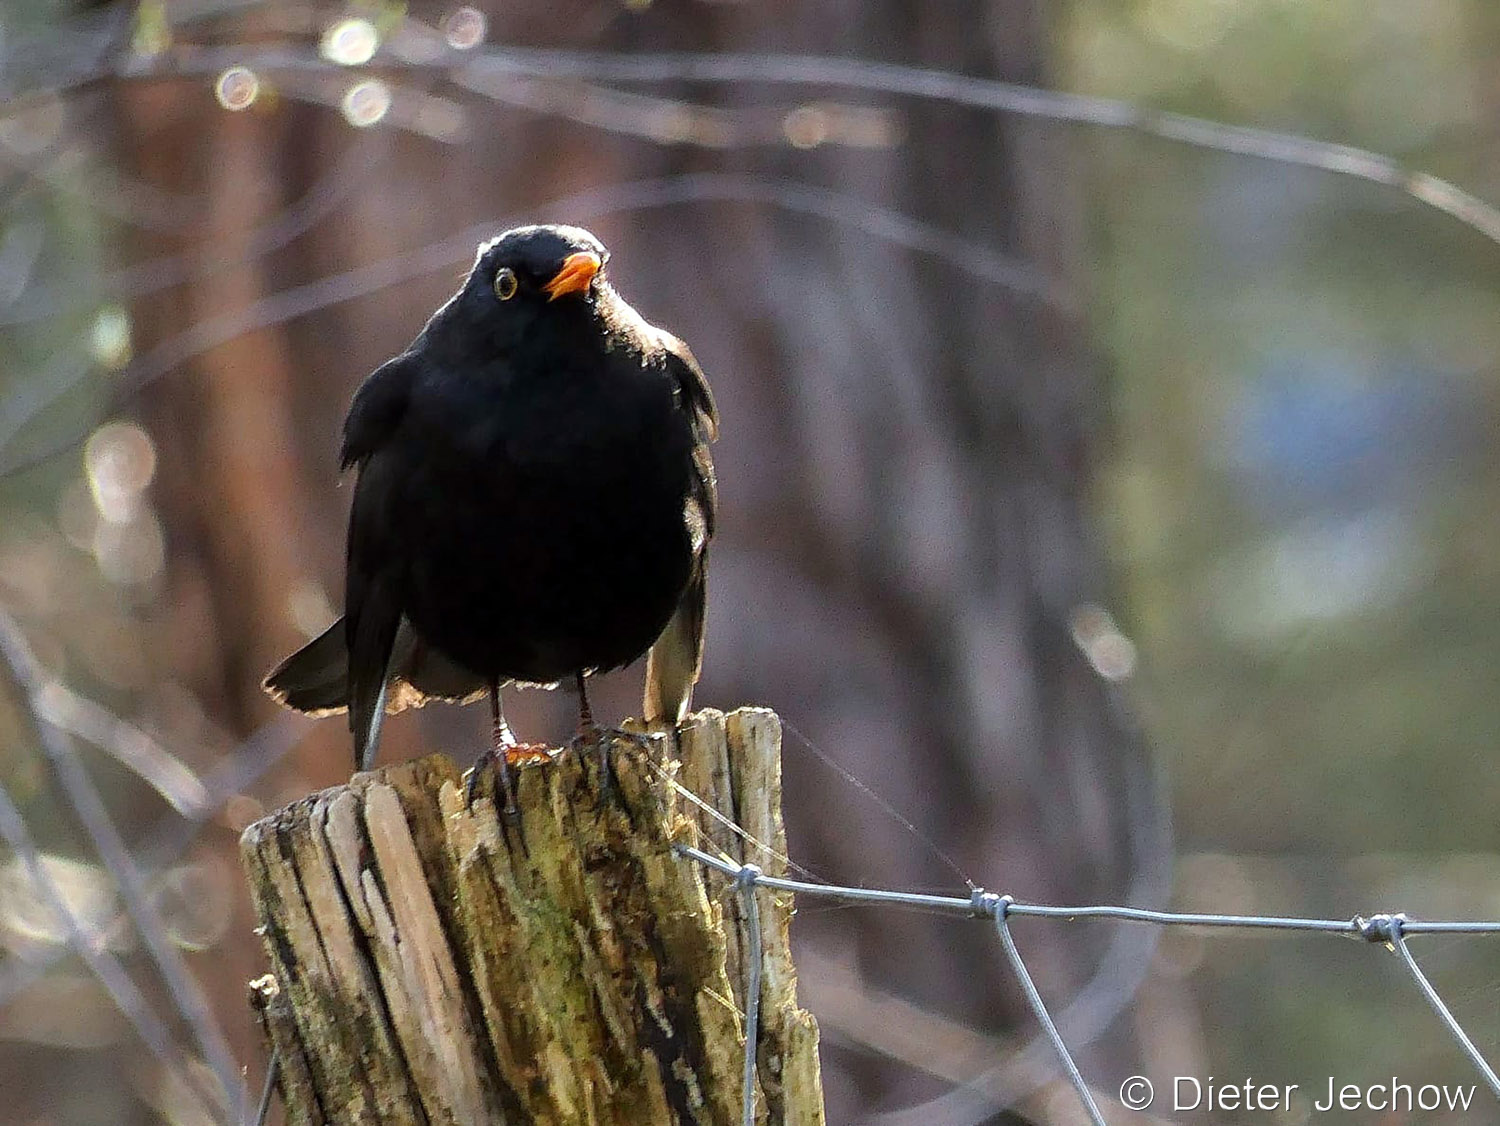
[[240, 707, 824, 1125]]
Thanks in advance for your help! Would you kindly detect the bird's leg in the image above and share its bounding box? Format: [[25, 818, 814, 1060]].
[[571, 671, 613, 799], [576, 670, 596, 735], [566, 672, 666, 802], [567, 668, 627, 803], [467, 680, 519, 815], [493, 683, 521, 815]]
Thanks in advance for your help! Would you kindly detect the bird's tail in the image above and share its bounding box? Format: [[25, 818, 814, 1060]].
[[644, 553, 707, 726], [263, 619, 351, 715], [263, 617, 488, 718]]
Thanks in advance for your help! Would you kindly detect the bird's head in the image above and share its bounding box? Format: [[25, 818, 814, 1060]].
[[446, 224, 612, 356]]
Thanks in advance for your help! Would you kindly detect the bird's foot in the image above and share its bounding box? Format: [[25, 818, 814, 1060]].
[[465, 742, 554, 814], [566, 724, 612, 803], [503, 742, 557, 767], [566, 725, 663, 804]]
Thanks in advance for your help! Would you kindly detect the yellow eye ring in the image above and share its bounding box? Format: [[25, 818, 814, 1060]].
[[493, 267, 518, 301]]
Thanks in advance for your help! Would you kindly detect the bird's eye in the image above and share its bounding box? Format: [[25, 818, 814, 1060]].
[[493, 267, 518, 301]]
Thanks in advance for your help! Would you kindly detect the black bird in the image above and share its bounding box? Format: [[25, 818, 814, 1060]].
[[263, 225, 717, 798]]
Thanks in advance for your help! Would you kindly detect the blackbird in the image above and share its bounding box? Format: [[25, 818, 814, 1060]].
[[263, 224, 718, 799]]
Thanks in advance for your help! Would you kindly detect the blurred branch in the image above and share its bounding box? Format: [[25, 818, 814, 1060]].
[[799, 944, 1025, 1085], [458, 49, 1500, 246], [0, 712, 312, 1014], [0, 137, 381, 327], [869, 678, 1172, 1126], [0, 608, 242, 1119], [31, 681, 210, 818], [453, 69, 899, 154], [0, 4, 132, 109], [0, 351, 94, 457], [0, 769, 200, 1103], [0, 171, 1053, 476], [0, 215, 45, 303], [802, 947, 1174, 1126], [7, 41, 1498, 245], [271, 71, 473, 143], [0, 138, 201, 233]]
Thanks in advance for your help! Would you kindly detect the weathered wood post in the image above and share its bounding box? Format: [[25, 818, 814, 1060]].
[[241, 707, 824, 1125]]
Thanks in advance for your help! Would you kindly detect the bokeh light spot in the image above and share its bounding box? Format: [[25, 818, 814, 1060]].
[[320, 17, 380, 66], [131, 0, 171, 58], [84, 421, 157, 524], [288, 578, 337, 637], [1069, 602, 1138, 681], [414, 99, 468, 142], [91, 518, 163, 590], [783, 106, 829, 149], [92, 514, 165, 587], [442, 6, 487, 50], [224, 794, 266, 834], [0, 853, 119, 951], [153, 861, 233, 951], [58, 479, 99, 551], [341, 79, 392, 128], [89, 305, 132, 370], [214, 66, 260, 111]]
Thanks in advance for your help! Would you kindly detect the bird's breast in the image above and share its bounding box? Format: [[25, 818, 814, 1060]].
[[418, 353, 680, 460], [396, 358, 695, 548], [384, 360, 698, 682]]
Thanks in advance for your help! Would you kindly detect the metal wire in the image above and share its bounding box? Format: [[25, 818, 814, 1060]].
[[676, 845, 1500, 1119], [738, 864, 765, 1126], [989, 896, 1107, 1126], [251, 1046, 279, 1126], [1379, 915, 1500, 1099]]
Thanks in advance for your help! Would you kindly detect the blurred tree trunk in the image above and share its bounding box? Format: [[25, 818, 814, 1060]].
[[608, 3, 1171, 1116], [102, 58, 334, 1104], [107, 0, 1172, 1120]]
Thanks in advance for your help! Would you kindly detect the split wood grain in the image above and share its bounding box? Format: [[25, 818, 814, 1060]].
[[240, 708, 824, 1126]]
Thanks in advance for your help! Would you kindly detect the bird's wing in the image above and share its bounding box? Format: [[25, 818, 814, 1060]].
[[644, 340, 718, 726], [340, 353, 417, 470], [644, 545, 709, 726], [343, 438, 407, 770], [659, 333, 720, 443], [263, 353, 415, 745], [340, 355, 419, 766], [659, 334, 718, 540]]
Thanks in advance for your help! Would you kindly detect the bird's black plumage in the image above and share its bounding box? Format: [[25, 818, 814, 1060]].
[[264, 225, 718, 770]]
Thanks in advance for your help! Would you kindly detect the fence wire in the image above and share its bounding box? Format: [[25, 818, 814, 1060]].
[[676, 843, 1500, 1126]]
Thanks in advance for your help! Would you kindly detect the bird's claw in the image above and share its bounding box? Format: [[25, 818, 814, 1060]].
[[566, 726, 662, 804], [465, 743, 553, 814], [464, 747, 510, 814], [565, 725, 607, 802]]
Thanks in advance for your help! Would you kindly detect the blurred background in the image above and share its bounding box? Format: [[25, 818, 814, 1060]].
[[2, 0, 1499, 1122]]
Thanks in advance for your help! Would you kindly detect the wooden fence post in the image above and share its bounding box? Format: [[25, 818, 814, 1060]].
[[240, 707, 824, 1126]]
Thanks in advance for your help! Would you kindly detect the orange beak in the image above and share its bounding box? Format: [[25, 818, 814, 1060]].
[[542, 251, 602, 301]]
